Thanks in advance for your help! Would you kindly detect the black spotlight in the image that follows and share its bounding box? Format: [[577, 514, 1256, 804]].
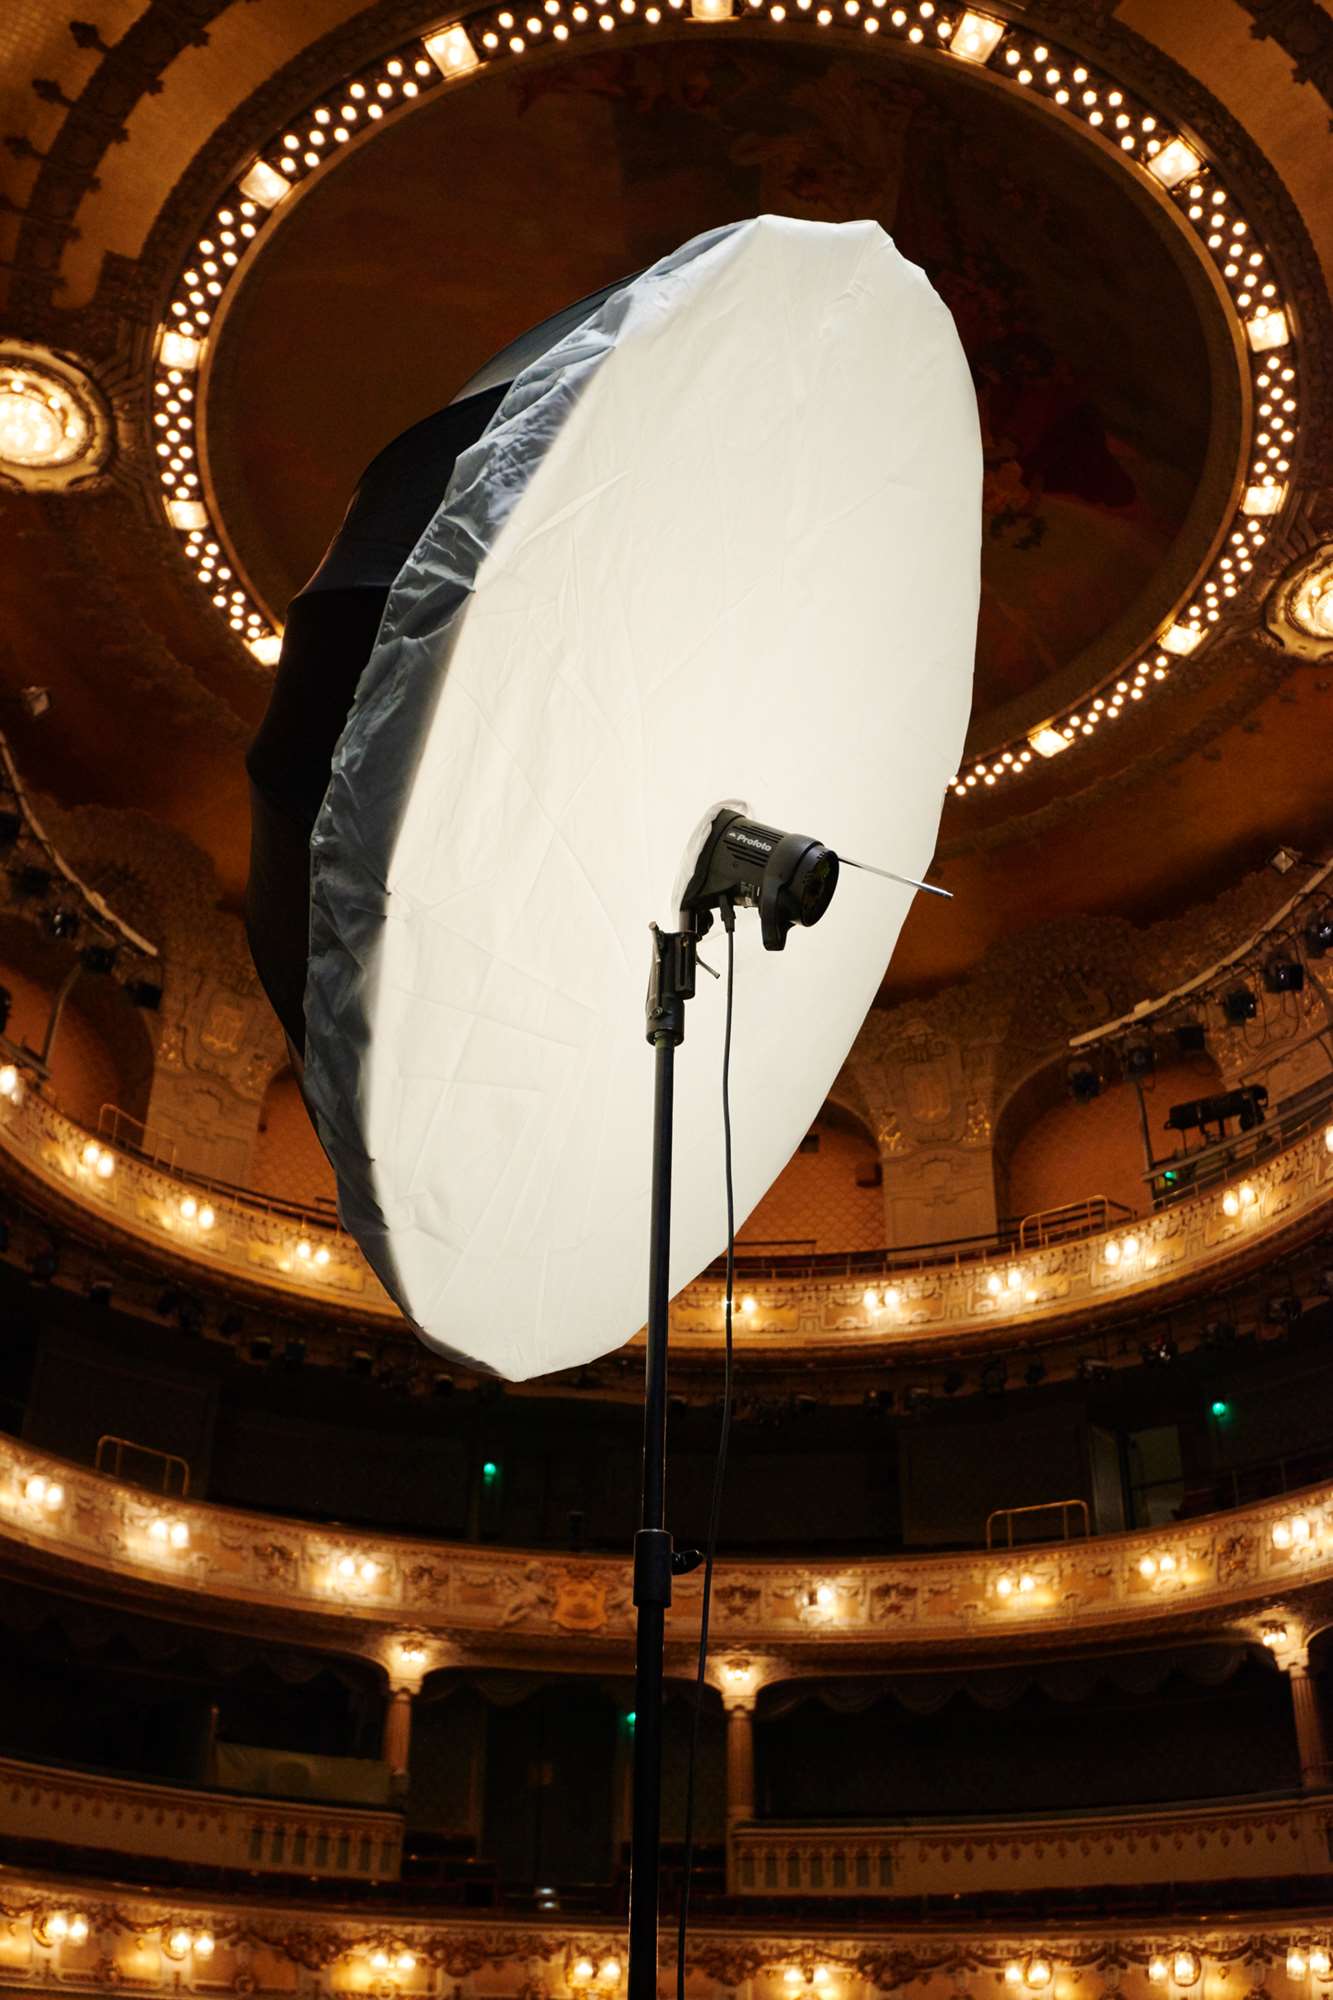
[[1303, 911, 1333, 959], [248, 1334, 274, 1364], [1141, 1334, 1177, 1366], [14, 864, 51, 899], [45, 909, 79, 941], [1222, 985, 1257, 1024], [30, 1243, 58, 1282], [681, 810, 839, 951], [1263, 956, 1305, 995], [1173, 1019, 1207, 1055], [87, 1278, 113, 1309], [941, 1368, 965, 1397], [349, 1347, 375, 1376], [80, 943, 118, 976], [1067, 1059, 1101, 1104], [1023, 1358, 1047, 1389], [1078, 1356, 1113, 1382], [0, 810, 20, 851], [1124, 1042, 1156, 1080], [127, 979, 163, 1011], [1266, 1293, 1302, 1326]]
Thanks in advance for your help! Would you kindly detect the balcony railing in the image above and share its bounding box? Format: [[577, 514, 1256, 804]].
[[1, 1076, 1327, 1346], [0, 1755, 402, 1882], [2, 1433, 1332, 1660], [730, 1792, 1333, 1898]]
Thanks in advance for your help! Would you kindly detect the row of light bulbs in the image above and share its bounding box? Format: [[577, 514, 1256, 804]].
[[149, 5, 1297, 806], [1272, 1513, 1316, 1550]]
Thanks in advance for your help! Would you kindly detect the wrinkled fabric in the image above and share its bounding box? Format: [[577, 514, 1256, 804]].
[[305, 216, 981, 1382]]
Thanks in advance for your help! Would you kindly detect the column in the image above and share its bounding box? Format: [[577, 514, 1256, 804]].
[[383, 1686, 414, 1793], [725, 1701, 756, 1826], [1289, 1662, 1328, 1791], [722, 1686, 758, 1896]]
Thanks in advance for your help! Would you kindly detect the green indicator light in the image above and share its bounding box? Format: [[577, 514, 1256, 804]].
[[1211, 1400, 1229, 1418], [482, 1460, 499, 1480], [625, 1710, 636, 1730]]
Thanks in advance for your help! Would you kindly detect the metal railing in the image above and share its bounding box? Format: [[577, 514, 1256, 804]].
[[986, 1497, 1090, 1549], [95, 1434, 190, 1497], [96, 1101, 340, 1234], [1018, 1196, 1135, 1249]]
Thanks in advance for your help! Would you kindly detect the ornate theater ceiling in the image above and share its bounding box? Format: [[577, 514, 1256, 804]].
[[0, 0, 1330, 1000]]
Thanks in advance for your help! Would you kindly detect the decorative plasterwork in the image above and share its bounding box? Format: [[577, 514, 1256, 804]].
[[143, 4, 1299, 794], [0, 1877, 1329, 1997], [1, 1074, 1327, 1348], [2, 1431, 1331, 1664]]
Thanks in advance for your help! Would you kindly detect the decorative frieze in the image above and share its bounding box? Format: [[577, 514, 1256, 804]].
[[2, 1433, 1330, 1664]]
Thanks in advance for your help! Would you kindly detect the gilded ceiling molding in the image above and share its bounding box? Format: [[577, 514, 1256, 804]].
[[1235, 0, 1333, 114], [0, 1878, 1328, 1997], [3, 1430, 1332, 1664]]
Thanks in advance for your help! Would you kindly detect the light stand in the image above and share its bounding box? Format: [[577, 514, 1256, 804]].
[[626, 812, 841, 1994], [628, 923, 701, 1995]]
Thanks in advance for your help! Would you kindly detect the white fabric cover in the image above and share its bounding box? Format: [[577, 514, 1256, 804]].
[[306, 215, 981, 1381]]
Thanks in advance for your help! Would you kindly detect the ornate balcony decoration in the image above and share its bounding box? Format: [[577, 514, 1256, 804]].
[[0, 1757, 401, 1882], [2, 1435, 1330, 1664], [0, 1079, 1329, 1351], [731, 1793, 1333, 1898], [0, 1873, 1329, 1998]]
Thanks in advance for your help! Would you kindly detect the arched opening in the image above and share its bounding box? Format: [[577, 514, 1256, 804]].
[[251, 1064, 337, 1208], [738, 1100, 883, 1255], [994, 1046, 1224, 1225], [0, 914, 155, 1131]]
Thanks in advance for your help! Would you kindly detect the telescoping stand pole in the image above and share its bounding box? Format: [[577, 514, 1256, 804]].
[[628, 927, 701, 1998]]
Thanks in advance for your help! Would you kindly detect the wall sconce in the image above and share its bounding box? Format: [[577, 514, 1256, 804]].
[[996, 1573, 1036, 1599], [1138, 1552, 1178, 1580], [1149, 1958, 1169, 1985], [80, 1140, 115, 1180], [367, 1947, 416, 1977], [163, 1928, 213, 1960], [149, 1516, 190, 1551], [1272, 1515, 1313, 1550], [1024, 1959, 1053, 1990], [1173, 1952, 1201, 1987], [38, 1912, 89, 1946], [22, 1472, 64, 1512]]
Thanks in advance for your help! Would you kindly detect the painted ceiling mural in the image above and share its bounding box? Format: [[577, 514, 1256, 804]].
[[210, 36, 1212, 727]]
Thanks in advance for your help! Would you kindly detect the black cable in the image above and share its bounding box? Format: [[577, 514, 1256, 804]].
[[676, 900, 736, 1997]]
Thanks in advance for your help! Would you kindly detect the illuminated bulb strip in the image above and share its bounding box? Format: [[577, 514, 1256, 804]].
[[152, 10, 1298, 782]]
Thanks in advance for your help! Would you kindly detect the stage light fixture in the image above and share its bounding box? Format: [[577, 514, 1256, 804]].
[[1263, 955, 1305, 994], [1222, 985, 1257, 1024], [1172, 1019, 1207, 1055], [1067, 1060, 1101, 1104], [1304, 911, 1333, 958], [45, 908, 79, 940], [80, 943, 117, 976], [0, 810, 20, 850], [14, 864, 51, 898], [127, 979, 163, 1011], [981, 1358, 1008, 1397], [1124, 1041, 1156, 1079]]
